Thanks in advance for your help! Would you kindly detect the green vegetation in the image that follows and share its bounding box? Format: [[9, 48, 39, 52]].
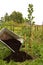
[[0, 4, 43, 65], [27, 4, 35, 52], [0, 42, 11, 59], [0, 22, 43, 65], [1, 11, 24, 23]]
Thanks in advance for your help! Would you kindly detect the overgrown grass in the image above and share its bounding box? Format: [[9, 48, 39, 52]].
[[0, 42, 11, 59], [0, 21, 43, 65]]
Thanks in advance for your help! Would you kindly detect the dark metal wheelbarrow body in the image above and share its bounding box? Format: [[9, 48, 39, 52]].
[[0, 28, 23, 52]]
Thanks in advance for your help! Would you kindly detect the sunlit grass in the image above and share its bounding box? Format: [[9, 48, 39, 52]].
[[0, 21, 43, 65]]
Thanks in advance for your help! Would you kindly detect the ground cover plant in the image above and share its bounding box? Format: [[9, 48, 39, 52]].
[[0, 3, 43, 65], [0, 21, 43, 65]]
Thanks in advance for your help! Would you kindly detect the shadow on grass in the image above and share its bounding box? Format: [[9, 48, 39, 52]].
[[4, 51, 33, 62]]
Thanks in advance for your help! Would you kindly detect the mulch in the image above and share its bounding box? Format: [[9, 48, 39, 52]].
[[2, 38, 21, 52], [1, 35, 33, 62], [4, 51, 33, 62]]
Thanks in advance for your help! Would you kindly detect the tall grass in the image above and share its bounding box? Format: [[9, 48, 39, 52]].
[[0, 21, 43, 65]]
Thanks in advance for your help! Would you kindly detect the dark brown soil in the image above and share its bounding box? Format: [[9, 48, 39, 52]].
[[4, 51, 33, 62], [1, 35, 33, 62], [2, 38, 21, 52]]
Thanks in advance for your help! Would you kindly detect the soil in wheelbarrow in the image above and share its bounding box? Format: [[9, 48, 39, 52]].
[[2, 38, 21, 52], [0, 32, 21, 52]]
